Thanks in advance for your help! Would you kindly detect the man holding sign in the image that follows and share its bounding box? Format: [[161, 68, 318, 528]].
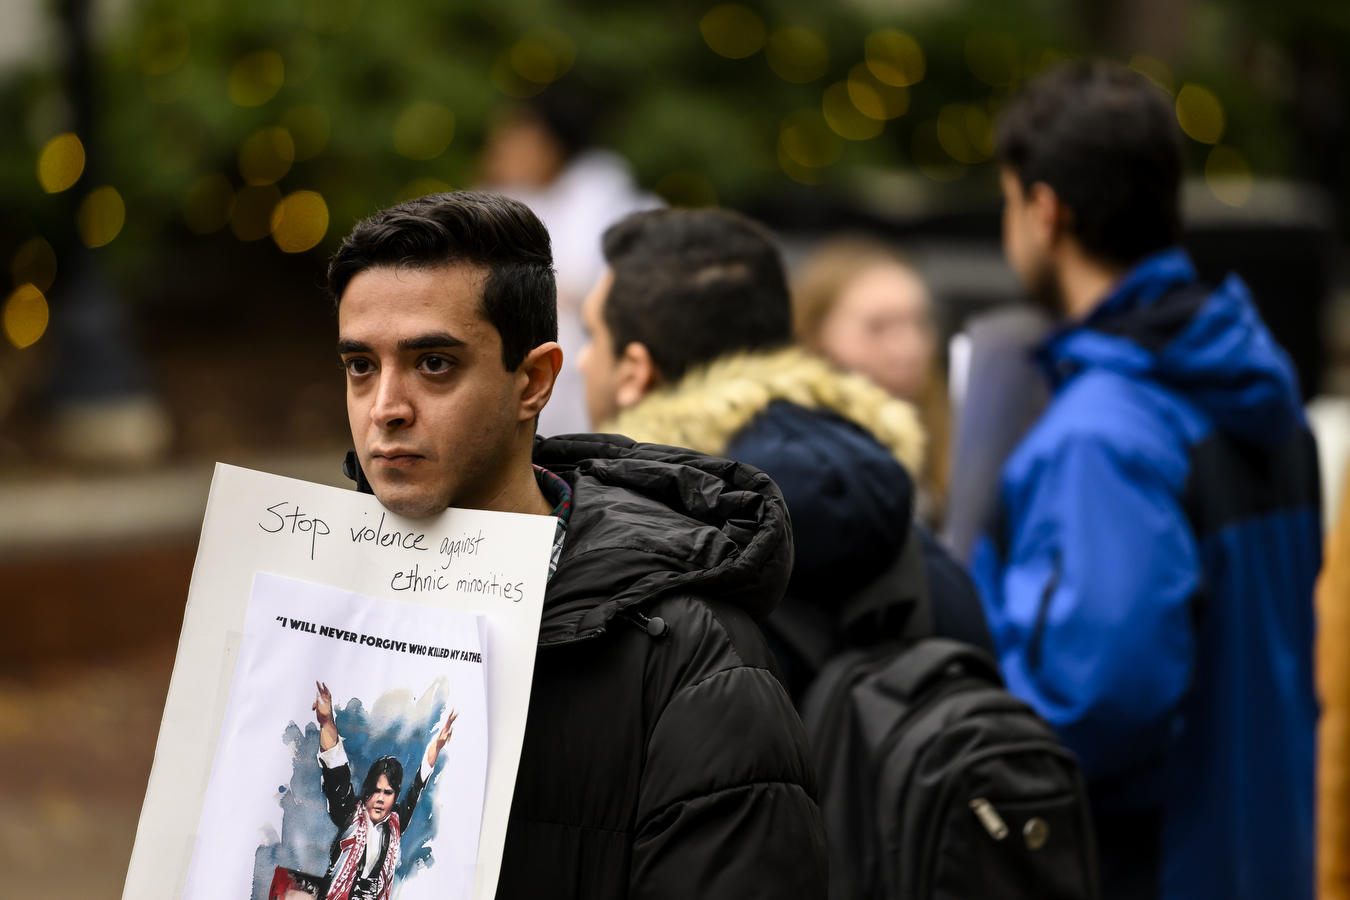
[[329, 192, 827, 898]]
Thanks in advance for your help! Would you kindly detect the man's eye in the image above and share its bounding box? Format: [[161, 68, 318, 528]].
[[345, 358, 373, 376], [421, 356, 453, 374]]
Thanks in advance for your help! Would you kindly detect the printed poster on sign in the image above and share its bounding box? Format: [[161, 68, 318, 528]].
[[182, 573, 489, 900]]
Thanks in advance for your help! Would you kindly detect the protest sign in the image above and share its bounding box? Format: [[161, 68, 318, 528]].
[[122, 464, 556, 900]]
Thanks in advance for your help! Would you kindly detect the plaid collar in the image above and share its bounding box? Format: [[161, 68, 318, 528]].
[[534, 466, 571, 581], [534, 465, 572, 523]]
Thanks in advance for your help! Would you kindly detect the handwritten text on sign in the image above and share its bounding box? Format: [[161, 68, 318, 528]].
[[258, 501, 527, 601]]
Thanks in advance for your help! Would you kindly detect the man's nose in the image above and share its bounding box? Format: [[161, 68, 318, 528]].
[[370, 368, 415, 430]]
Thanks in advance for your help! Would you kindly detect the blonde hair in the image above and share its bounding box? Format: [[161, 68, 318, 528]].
[[791, 236, 950, 522], [792, 237, 927, 348]]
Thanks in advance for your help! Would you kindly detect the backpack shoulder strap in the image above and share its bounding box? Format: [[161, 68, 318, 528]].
[[765, 522, 938, 682]]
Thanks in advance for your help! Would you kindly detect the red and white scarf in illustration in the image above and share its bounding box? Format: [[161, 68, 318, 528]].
[[325, 809, 401, 900]]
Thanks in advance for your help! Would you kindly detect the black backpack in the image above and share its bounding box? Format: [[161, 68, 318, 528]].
[[797, 528, 1101, 900]]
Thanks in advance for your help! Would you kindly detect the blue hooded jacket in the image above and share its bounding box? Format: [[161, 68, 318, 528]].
[[971, 247, 1319, 900]]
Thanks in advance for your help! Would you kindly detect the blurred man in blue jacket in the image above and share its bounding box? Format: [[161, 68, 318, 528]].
[[971, 62, 1319, 900]]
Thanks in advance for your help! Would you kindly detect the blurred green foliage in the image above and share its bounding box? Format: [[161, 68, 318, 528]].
[[0, 0, 1347, 273]]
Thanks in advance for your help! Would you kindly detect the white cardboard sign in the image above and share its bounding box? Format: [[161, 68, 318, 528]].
[[122, 463, 555, 900]]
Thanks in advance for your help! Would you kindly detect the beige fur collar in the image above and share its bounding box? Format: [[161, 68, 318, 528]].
[[603, 347, 925, 474]]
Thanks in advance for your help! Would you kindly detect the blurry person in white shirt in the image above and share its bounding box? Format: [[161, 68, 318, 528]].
[[479, 90, 659, 436]]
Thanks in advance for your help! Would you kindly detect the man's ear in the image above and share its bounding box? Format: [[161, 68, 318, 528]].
[[518, 342, 564, 421], [614, 342, 659, 410], [1027, 181, 1070, 249]]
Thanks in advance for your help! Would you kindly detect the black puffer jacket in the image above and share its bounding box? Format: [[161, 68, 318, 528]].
[[602, 348, 994, 700], [506, 435, 828, 898], [346, 435, 826, 897]]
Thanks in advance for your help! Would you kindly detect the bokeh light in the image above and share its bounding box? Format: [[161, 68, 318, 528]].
[[516, 29, 576, 83], [848, 64, 909, 121], [654, 171, 719, 208], [396, 177, 452, 202], [139, 22, 190, 74], [228, 50, 285, 107], [912, 121, 967, 182], [238, 126, 295, 185], [701, 4, 767, 59], [1129, 55, 1175, 94], [936, 103, 994, 164], [77, 186, 126, 248], [3, 284, 49, 349], [511, 41, 556, 83], [281, 105, 331, 161], [491, 56, 545, 98], [304, 0, 362, 35], [779, 109, 842, 185], [865, 30, 925, 87], [392, 102, 455, 161], [270, 190, 329, 253], [182, 174, 236, 234], [965, 33, 1020, 87], [37, 133, 85, 194], [777, 151, 817, 185], [767, 27, 828, 83], [1176, 84, 1225, 144], [1206, 145, 1253, 207], [230, 184, 282, 241], [10, 237, 57, 292], [823, 81, 883, 141], [491, 30, 577, 98]]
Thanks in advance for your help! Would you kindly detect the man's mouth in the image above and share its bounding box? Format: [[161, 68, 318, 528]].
[[370, 448, 424, 469]]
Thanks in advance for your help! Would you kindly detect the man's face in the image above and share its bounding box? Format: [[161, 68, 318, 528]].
[[479, 111, 567, 190], [577, 270, 621, 427], [364, 775, 396, 824], [339, 264, 524, 517], [1000, 166, 1062, 316]]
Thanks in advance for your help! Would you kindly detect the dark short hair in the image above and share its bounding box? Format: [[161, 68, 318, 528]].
[[600, 209, 792, 383], [523, 86, 603, 160], [996, 60, 1184, 267], [328, 191, 558, 371], [361, 756, 403, 802]]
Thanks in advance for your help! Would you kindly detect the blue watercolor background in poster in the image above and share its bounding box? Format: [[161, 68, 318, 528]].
[[250, 676, 452, 899]]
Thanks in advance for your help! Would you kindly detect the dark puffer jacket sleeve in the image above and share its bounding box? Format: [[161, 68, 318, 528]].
[[629, 596, 829, 899]]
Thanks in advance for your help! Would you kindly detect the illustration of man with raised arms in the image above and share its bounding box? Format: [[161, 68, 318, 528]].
[[312, 681, 457, 900]]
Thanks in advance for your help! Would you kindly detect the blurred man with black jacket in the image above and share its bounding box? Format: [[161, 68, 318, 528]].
[[578, 208, 994, 700]]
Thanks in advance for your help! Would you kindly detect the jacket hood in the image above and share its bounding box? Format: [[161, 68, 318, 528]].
[[604, 347, 926, 476], [533, 433, 795, 645], [1042, 246, 1304, 447]]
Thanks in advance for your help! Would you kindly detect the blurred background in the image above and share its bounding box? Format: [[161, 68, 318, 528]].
[[0, 0, 1346, 895]]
